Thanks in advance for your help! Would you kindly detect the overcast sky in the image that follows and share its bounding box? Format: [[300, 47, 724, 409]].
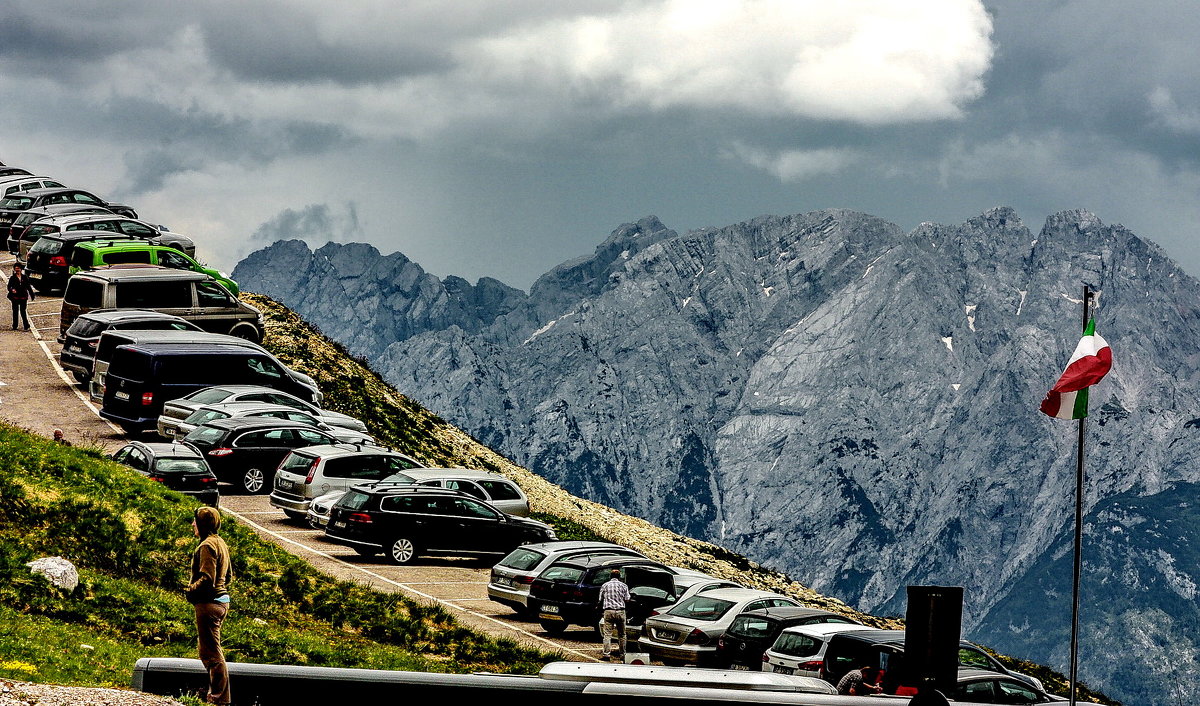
[[2, 1, 1197, 289]]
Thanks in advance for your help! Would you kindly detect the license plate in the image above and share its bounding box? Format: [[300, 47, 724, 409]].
[[656, 630, 678, 640], [115, 391, 130, 400], [773, 666, 794, 675], [541, 604, 559, 614], [332, 520, 346, 528], [68, 345, 82, 353], [27, 272, 40, 280], [730, 664, 750, 671], [277, 480, 292, 490]]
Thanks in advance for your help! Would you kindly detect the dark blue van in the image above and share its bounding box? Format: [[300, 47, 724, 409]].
[[101, 342, 319, 433]]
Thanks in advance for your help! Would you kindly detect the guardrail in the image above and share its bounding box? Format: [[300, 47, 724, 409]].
[[131, 658, 919, 705]]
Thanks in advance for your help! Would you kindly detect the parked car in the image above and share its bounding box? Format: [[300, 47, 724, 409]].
[[530, 555, 693, 636], [182, 417, 342, 494], [0, 175, 67, 197], [0, 167, 33, 179], [59, 309, 201, 383], [325, 484, 557, 564], [17, 213, 195, 263], [8, 204, 115, 255], [110, 440, 219, 507], [713, 606, 862, 670], [69, 240, 235, 293], [762, 625, 1044, 695], [269, 444, 423, 521], [0, 186, 134, 246], [953, 667, 1064, 703], [303, 466, 529, 529], [60, 267, 263, 342], [488, 541, 649, 615], [625, 571, 748, 643], [160, 401, 351, 441], [637, 588, 801, 666], [100, 342, 322, 434], [91, 330, 320, 405], [24, 230, 144, 291], [157, 385, 360, 437]]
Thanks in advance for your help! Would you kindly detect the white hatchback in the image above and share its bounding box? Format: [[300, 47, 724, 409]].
[[638, 588, 800, 666]]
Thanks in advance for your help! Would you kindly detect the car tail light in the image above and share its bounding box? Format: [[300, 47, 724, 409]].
[[207, 448, 233, 457], [798, 660, 824, 674], [141, 392, 154, 405], [718, 637, 725, 648], [147, 475, 166, 483], [305, 457, 321, 484], [762, 653, 770, 663], [685, 628, 709, 645], [571, 588, 586, 598], [199, 476, 217, 484], [647, 609, 661, 618], [49, 256, 67, 267], [87, 340, 98, 348], [347, 512, 373, 524], [516, 575, 535, 585]]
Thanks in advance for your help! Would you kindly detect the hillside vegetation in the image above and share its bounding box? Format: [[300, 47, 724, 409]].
[[0, 292, 1112, 704]]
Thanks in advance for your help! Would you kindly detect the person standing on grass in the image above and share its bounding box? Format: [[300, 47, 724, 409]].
[[186, 506, 233, 705], [7, 264, 34, 331], [597, 568, 631, 660]]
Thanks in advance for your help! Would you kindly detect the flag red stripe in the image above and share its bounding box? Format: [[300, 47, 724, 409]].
[[1049, 346, 1112, 394]]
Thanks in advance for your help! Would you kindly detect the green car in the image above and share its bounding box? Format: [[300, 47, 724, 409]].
[[68, 239, 240, 295]]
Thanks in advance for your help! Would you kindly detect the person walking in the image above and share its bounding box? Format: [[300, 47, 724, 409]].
[[7, 264, 34, 330], [597, 568, 631, 661], [186, 506, 234, 705]]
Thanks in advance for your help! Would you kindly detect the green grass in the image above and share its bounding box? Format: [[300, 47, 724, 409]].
[[0, 422, 554, 689]]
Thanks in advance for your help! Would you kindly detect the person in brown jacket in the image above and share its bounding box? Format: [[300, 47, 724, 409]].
[[187, 506, 233, 705]]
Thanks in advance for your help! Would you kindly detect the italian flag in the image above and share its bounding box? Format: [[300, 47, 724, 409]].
[[1040, 319, 1112, 420]]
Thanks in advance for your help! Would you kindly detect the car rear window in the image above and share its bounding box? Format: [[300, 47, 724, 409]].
[[115, 280, 192, 308], [478, 479, 522, 500], [0, 196, 33, 209], [666, 595, 737, 621], [279, 452, 317, 475], [186, 388, 237, 404], [22, 224, 56, 239], [772, 632, 821, 658], [538, 565, 585, 583], [183, 426, 227, 447], [30, 238, 63, 254], [497, 547, 549, 571], [337, 490, 372, 511], [185, 409, 231, 425], [728, 615, 778, 639], [108, 348, 153, 381], [64, 278, 104, 308], [66, 317, 106, 339], [154, 459, 209, 474]]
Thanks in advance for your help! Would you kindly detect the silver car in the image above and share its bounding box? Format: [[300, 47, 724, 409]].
[[156, 384, 363, 438], [638, 588, 801, 666], [270, 445, 423, 521]]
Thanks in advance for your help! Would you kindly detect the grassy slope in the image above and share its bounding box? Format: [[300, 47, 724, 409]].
[[0, 292, 1114, 704]]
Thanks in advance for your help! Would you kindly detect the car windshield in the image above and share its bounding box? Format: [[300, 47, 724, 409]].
[[666, 595, 737, 621], [186, 388, 236, 404], [154, 459, 209, 473]]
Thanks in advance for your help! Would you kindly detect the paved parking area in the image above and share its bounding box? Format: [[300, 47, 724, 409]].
[[0, 256, 608, 662]]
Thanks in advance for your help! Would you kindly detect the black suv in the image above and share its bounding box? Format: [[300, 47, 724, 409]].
[[529, 555, 682, 635], [325, 485, 556, 565], [182, 417, 341, 494], [25, 231, 143, 292], [714, 606, 861, 669]]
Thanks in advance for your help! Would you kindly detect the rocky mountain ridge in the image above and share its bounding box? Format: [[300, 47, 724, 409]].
[[234, 207, 1200, 705]]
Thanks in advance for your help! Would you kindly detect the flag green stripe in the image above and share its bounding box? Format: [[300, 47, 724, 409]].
[[1071, 386, 1090, 418]]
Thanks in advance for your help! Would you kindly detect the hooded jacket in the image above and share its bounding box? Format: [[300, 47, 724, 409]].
[[187, 506, 233, 604]]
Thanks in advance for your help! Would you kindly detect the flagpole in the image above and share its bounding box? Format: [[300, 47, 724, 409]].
[[1068, 284, 1091, 706]]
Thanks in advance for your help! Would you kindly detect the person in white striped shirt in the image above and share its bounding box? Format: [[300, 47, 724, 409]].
[[597, 569, 631, 660]]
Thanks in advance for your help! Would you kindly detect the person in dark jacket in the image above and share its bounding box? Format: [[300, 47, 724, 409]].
[[187, 506, 233, 705], [6, 264, 34, 330]]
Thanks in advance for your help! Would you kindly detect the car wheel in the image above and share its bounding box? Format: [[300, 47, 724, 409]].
[[241, 467, 267, 494], [228, 323, 262, 343], [283, 510, 305, 522], [385, 537, 418, 565], [539, 619, 569, 635], [71, 370, 90, 383]]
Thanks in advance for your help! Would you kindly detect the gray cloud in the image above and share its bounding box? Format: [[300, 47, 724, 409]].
[[250, 203, 363, 246]]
